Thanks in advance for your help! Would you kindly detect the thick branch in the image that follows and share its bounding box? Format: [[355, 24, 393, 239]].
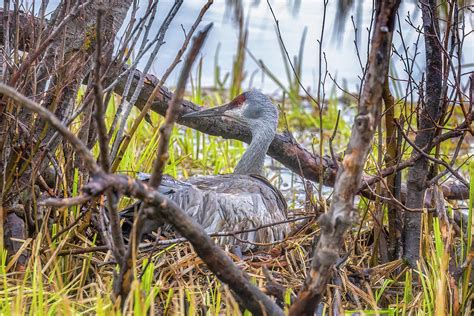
[[114, 66, 470, 200], [93, 8, 126, 262], [289, 1, 401, 314], [113, 68, 337, 185], [382, 77, 402, 260], [43, 172, 283, 315]]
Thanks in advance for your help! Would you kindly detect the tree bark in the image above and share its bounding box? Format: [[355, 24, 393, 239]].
[[383, 77, 403, 260], [403, 0, 443, 267], [37, 0, 133, 142]]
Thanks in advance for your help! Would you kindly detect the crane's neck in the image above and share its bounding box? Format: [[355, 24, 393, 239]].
[[234, 124, 275, 175]]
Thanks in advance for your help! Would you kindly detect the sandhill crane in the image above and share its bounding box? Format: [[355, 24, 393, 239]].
[[122, 90, 289, 252]]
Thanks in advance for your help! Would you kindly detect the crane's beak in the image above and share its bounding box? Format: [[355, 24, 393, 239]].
[[181, 102, 241, 120]]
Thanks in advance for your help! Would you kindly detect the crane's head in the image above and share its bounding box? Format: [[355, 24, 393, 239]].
[[181, 90, 279, 130]]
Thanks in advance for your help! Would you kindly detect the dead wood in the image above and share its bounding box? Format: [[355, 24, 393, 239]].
[[289, 1, 401, 314]]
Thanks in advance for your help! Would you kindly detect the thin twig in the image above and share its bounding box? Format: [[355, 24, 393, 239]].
[[58, 246, 109, 256], [52, 210, 88, 241], [41, 195, 92, 207], [110, 0, 214, 171], [395, 120, 468, 187], [93, 8, 126, 260], [0, 83, 101, 174], [329, 110, 341, 170], [427, 131, 466, 186]]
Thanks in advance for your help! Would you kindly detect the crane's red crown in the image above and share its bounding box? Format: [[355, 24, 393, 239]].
[[230, 93, 247, 107]]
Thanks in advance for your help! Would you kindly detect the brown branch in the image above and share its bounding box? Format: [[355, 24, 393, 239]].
[[382, 76, 402, 260], [426, 132, 466, 187], [58, 245, 109, 256], [93, 8, 126, 262], [361, 114, 473, 200], [329, 109, 341, 170], [0, 83, 101, 175], [289, 1, 401, 314], [403, 0, 446, 266], [52, 210, 88, 242], [114, 67, 337, 182], [41, 195, 92, 208], [55, 172, 284, 315]]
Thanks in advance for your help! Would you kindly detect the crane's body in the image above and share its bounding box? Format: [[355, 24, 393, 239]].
[[122, 90, 290, 251]]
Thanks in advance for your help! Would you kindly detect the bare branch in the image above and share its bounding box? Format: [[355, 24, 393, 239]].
[[115, 23, 214, 303], [93, 9, 111, 173], [110, 0, 214, 171], [46, 170, 285, 315], [93, 7, 126, 261], [403, 0, 449, 266], [0, 83, 101, 175], [290, 1, 400, 314], [395, 120, 468, 187]]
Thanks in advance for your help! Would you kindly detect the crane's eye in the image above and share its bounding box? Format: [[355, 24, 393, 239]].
[[243, 105, 262, 119]]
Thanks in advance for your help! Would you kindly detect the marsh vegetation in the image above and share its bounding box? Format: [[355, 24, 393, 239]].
[[0, 0, 472, 315]]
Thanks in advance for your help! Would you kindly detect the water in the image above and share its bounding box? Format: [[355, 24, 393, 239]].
[[129, 0, 474, 95], [136, 0, 383, 92], [19, 0, 474, 95]]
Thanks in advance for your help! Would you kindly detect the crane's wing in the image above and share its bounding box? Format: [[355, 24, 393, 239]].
[[119, 174, 192, 234], [120, 174, 289, 252], [169, 174, 289, 251]]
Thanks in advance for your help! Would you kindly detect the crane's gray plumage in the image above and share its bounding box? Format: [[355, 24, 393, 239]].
[[232, 90, 278, 175], [121, 90, 289, 252]]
